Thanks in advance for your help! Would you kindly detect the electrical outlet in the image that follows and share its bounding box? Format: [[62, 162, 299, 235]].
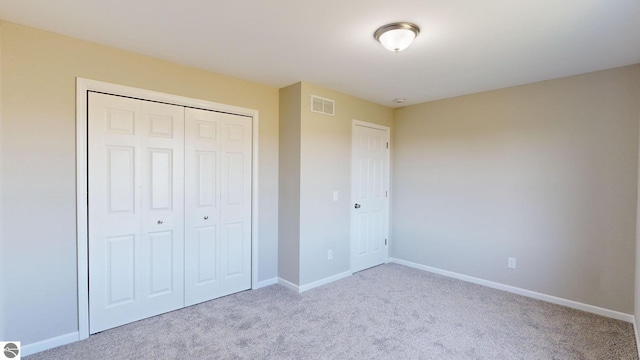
[[328, 250, 333, 260], [333, 191, 339, 201], [508, 257, 516, 269]]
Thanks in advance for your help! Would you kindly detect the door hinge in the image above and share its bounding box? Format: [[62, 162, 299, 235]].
[[386, 142, 389, 149], [385, 238, 388, 245], [385, 190, 388, 198]]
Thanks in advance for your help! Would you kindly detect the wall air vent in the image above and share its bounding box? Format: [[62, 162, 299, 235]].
[[311, 95, 335, 116]]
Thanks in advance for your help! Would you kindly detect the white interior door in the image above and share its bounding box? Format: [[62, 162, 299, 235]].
[[351, 121, 390, 273], [184, 108, 252, 306], [88, 92, 185, 333]]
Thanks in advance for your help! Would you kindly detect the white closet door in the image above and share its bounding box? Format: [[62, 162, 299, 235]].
[[88, 92, 185, 333], [185, 108, 252, 306]]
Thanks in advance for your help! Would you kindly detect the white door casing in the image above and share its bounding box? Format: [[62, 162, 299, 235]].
[[184, 108, 252, 306], [77, 78, 260, 340], [88, 93, 185, 333], [350, 120, 390, 273]]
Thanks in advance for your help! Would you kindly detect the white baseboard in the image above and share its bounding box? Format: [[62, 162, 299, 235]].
[[278, 277, 300, 292], [298, 271, 352, 293], [390, 258, 634, 323], [255, 277, 278, 289], [278, 271, 353, 294], [21, 331, 79, 356]]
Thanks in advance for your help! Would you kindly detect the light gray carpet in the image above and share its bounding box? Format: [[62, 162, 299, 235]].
[[27, 263, 637, 359]]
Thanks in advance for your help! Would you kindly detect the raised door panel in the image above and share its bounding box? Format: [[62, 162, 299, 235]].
[[147, 231, 175, 296], [197, 151, 217, 207], [196, 226, 218, 283], [148, 149, 173, 210], [106, 147, 136, 213], [222, 223, 245, 276], [106, 235, 136, 306]]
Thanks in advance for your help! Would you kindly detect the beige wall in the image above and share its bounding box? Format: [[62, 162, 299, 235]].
[[278, 83, 301, 284], [0, 20, 279, 345], [392, 65, 640, 314], [298, 82, 392, 285]]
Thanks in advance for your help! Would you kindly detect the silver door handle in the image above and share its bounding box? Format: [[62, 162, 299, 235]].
[[204, 216, 209, 220], [157, 220, 163, 224], [354, 203, 361, 209]]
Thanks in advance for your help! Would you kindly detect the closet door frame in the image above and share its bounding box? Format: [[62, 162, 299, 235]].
[[75, 77, 260, 340]]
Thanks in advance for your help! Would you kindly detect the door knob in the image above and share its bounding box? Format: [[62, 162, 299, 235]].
[[157, 220, 163, 224], [354, 203, 361, 209], [204, 216, 209, 220]]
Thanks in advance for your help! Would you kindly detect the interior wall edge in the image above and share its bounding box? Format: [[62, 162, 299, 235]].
[[277, 82, 302, 285]]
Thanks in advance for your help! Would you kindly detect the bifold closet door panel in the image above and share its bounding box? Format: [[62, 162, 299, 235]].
[[219, 113, 252, 296], [88, 92, 185, 333], [184, 108, 252, 306], [184, 108, 223, 306]]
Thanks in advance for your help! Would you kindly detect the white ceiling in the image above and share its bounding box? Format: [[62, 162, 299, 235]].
[[1, 0, 639, 107]]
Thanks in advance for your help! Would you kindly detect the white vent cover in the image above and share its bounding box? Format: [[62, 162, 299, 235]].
[[311, 95, 335, 116]]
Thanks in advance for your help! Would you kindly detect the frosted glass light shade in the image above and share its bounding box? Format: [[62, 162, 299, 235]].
[[374, 22, 420, 53], [378, 29, 416, 52]]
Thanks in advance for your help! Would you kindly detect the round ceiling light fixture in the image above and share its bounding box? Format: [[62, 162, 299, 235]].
[[374, 22, 420, 53]]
